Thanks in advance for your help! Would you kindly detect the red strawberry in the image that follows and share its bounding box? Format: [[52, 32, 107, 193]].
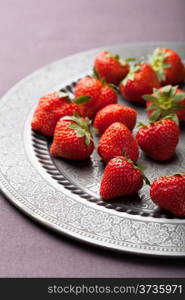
[[144, 85, 185, 123], [136, 118, 179, 161], [98, 122, 139, 163], [50, 114, 94, 160], [149, 48, 185, 86], [95, 85, 117, 112], [100, 157, 144, 199], [31, 92, 80, 136], [120, 63, 160, 103], [74, 76, 117, 119], [94, 51, 130, 85], [94, 104, 137, 135], [150, 174, 185, 217], [60, 102, 81, 118]]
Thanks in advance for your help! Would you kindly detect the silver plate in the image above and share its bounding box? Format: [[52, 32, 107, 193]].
[[0, 42, 185, 257]]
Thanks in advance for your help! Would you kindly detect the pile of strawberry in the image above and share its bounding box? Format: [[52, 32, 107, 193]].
[[31, 47, 185, 217]]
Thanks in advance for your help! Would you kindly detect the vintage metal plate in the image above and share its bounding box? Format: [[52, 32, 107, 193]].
[[0, 42, 185, 257]]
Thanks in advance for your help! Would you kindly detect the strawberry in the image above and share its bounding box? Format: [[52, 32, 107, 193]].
[[97, 122, 139, 163], [31, 92, 80, 136], [74, 76, 117, 119], [150, 174, 185, 217], [120, 63, 160, 103], [136, 118, 179, 161], [94, 51, 131, 85], [144, 85, 185, 123], [100, 157, 144, 200], [59, 102, 81, 118], [95, 85, 118, 112], [50, 114, 94, 160], [94, 104, 137, 135], [149, 48, 185, 86]]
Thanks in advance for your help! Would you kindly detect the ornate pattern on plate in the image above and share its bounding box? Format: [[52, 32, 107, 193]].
[[0, 42, 185, 256]]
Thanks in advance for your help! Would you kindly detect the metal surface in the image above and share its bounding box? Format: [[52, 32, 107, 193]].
[[0, 42, 185, 257]]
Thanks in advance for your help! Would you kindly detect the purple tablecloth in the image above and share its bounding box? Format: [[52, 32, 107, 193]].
[[0, 0, 185, 277]]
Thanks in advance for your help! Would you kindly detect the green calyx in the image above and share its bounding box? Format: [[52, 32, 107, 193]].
[[137, 122, 148, 128], [149, 48, 171, 82], [161, 113, 179, 125], [93, 67, 101, 80], [108, 83, 120, 92], [137, 112, 179, 128], [73, 95, 91, 105], [106, 52, 120, 60], [92, 68, 106, 85], [106, 52, 135, 66], [62, 113, 95, 147], [144, 85, 185, 123], [122, 63, 141, 85]]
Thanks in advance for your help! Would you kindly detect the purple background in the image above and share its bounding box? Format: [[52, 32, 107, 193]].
[[0, 0, 185, 277]]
